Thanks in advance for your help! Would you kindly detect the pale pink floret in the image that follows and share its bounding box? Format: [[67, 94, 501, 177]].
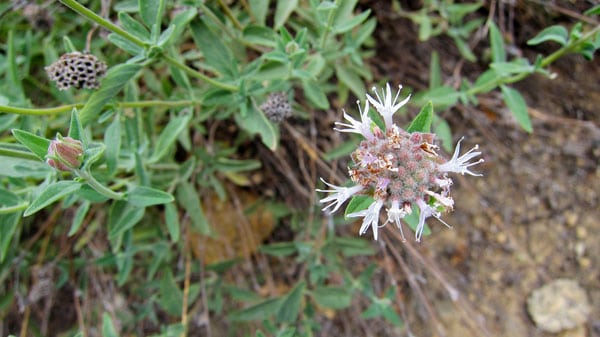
[[347, 199, 384, 240], [366, 83, 410, 131], [334, 100, 374, 140], [438, 137, 484, 176], [386, 199, 410, 241], [316, 178, 364, 214]]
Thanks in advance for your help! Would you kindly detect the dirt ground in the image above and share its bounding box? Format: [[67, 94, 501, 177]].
[[361, 2, 600, 337]]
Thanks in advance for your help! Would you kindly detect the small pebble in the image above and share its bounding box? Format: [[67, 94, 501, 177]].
[[527, 279, 590, 333]]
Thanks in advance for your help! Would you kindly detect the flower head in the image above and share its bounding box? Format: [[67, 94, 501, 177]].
[[317, 83, 483, 241], [260, 92, 292, 123], [45, 52, 107, 90], [46, 135, 83, 171]]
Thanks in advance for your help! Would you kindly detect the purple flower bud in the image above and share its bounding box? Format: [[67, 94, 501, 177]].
[[46, 136, 83, 171]]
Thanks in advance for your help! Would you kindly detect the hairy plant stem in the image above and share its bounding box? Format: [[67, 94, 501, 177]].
[[75, 169, 124, 200], [466, 24, 600, 96], [0, 100, 198, 116], [59, 0, 146, 48]]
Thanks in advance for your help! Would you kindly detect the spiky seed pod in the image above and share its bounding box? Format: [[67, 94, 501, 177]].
[[260, 92, 292, 123], [45, 52, 107, 90]]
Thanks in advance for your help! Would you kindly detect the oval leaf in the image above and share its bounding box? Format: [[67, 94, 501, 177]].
[[24, 181, 81, 216], [500, 85, 533, 133], [527, 25, 568, 46], [11, 129, 50, 161], [79, 64, 142, 126], [126, 186, 174, 207], [406, 101, 433, 133]]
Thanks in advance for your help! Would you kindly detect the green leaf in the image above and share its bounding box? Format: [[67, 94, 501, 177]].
[[243, 26, 277, 47], [333, 10, 371, 34], [213, 158, 261, 173], [452, 36, 476, 62], [148, 114, 191, 163], [490, 60, 534, 76], [472, 69, 498, 93], [80, 64, 142, 126], [171, 8, 197, 40], [489, 22, 506, 63], [335, 63, 366, 100], [176, 182, 210, 234], [24, 181, 82, 217], [102, 313, 119, 337], [164, 203, 180, 242], [584, 4, 600, 15], [250, 0, 269, 25], [259, 242, 297, 257], [323, 137, 361, 161], [418, 14, 433, 41], [527, 25, 568, 46], [68, 109, 86, 144], [108, 203, 145, 239], [158, 269, 183, 316], [274, 0, 298, 29], [11, 129, 50, 161], [62, 36, 77, 53], [328, 237, 375, 257], [413, 86, 460, 109], [500, 85, 533, 133], [157, 24, 175, 47], [104, 114, 121, 176], [235, 103, 279, 151], [0, 212, 21, 263], [190, 18, 235, 76], [7, 31, 24, 102], [108, 33, 145, 55], [406, 102, 433, 133], [126, 186, 174, 207], [433, 115, 453, 152], [68, 201, 90, 237], [310, 286, 352, 309], [118, 12, 151, 42], [139, 0, 165, 28], [276, 281, 305, 323], [344, 195, 374, 218], [429, 51, 442, 88], [301, 78, 329, 109], [229, 297, 283, 322]]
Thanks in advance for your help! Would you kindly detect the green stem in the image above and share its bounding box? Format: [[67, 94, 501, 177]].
[[161, 54, 239, 91], [0, 100, 199, 116], [0, 202, 29, 214], [466, 24, 600, 96], [0, 145, 40, 161], [59, 0, 146, 48], [76, 169, 124, 200], [540, 24, 600, 67], [319, 0, 340, 49]]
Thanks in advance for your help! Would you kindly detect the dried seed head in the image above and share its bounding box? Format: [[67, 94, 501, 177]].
[[260, 92, 292, 123], [45, 52, 107, 90]]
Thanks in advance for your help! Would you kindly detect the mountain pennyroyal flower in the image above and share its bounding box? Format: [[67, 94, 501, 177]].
[[318, 83, 484, 241], [46, 135, 83, 171]]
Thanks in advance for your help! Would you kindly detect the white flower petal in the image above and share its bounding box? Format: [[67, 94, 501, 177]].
[[366, 83, 411, 131], [316, 178, 363, 214], [347, 199, 384, 240], [334, 100, 374, 140], [438, 137, 484, 176]]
